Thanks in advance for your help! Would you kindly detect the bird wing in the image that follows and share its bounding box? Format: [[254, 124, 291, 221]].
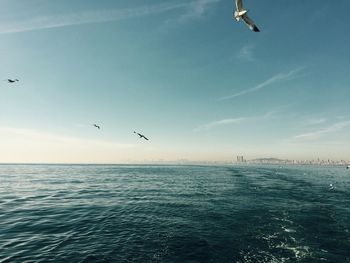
[[242, 14, 260, 32], [235, 0, 243, 11], [142, 136, 149, 141]]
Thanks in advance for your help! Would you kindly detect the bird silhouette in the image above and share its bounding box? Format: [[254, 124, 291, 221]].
[[93, 124, 101, 129], [134, 131, 149, 141], [4, 79, 19, 83]]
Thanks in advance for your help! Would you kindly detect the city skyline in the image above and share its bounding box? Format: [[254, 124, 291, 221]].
[[0, 0, 349, 163]]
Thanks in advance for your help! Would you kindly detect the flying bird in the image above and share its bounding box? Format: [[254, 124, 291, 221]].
[[234, 0, 260, 32], [4, 79, 19, 83], [134, 131, 149, 141], [93, 124, 101, 129]]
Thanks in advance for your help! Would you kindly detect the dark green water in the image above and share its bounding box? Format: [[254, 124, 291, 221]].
[[0, 165, 349, 262]]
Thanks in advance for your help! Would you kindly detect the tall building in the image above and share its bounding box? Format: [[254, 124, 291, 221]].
[[236, 156, 244, 163]]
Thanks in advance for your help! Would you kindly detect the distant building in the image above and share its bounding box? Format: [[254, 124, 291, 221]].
[[236, 156, 244, 163]]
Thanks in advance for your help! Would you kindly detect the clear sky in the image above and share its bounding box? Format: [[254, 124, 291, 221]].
[[0, 0, 349, 163]]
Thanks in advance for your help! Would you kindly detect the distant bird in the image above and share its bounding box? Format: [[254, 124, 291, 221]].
[[347, 165, 350, 169], [329, 184, 335, 191], [134, 131, 149, 141], [4, 79, 19, 83], [93, 124, 101, 129], [234, 0, 260, 32]]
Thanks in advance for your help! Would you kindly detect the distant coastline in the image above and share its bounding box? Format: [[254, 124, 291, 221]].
[[236, 157, 350, 167], [0, 159, 349, 167]]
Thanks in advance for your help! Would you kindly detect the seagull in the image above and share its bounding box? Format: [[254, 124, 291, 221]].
[[329, 184, 335, 191], [93, 124, 101, 129], [234, 0, 260, 32], [4, 79, 19, 83], [134, 131, 149, 141]]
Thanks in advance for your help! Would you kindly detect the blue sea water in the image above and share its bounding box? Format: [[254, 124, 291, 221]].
[[0, 164, 349, 263]]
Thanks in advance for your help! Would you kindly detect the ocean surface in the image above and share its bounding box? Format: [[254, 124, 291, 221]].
[[0, 164, 349, 263]]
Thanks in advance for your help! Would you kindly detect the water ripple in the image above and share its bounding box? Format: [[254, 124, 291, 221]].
[[0, 165, 349, 262]]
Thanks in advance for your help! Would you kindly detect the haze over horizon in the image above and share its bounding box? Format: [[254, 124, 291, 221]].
[[1, 0, 349, 163]]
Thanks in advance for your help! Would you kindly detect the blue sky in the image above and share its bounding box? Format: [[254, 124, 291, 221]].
[[0, 0, 349, 163]]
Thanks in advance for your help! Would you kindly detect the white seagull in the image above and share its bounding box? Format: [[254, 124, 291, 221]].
[[234, 0, 260, 32]]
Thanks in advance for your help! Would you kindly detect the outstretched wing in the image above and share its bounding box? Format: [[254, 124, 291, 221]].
[[142, 136, 149, 141], [235, 0, 243, 11], [242, 14, 260, 32]]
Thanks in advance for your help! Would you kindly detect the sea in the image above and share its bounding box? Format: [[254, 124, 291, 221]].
[[0, 164, 349, 263]]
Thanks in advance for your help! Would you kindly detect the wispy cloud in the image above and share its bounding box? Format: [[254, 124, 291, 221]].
[[0, 1, 218, 34], [194, 111, 277, 131], [194, 117, 247, 131], [236, 44, 255, 62], [294, 120, 350, 140], [219, 67, 304, 101], [305, 118, 327, 126], [178, 0, 220, 23]]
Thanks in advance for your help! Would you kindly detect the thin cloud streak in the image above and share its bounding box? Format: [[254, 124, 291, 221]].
[[294, 120, 350, 140], [0, 1, 215, 34], [194, 117, 247, 131], [194, 111, 278, 132], [178, 0, 220, 22], [306, 118, 327, 125], [219, 67, 304, 101]]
